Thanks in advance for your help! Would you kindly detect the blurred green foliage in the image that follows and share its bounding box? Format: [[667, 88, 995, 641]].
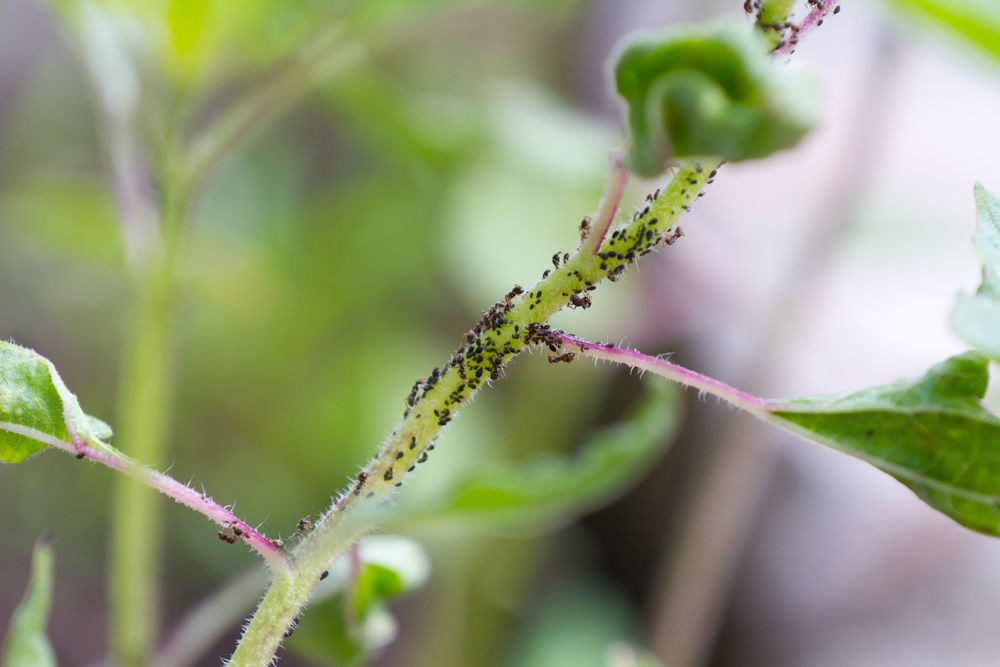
[[886, 0, 1000, 62], [0, 0, 673, 664]]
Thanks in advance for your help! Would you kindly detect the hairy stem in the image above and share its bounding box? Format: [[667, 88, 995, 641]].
[[549, 333, 771, 416], [0, 420, 289, 568], [773, 0, 840, 56], [580, 154, 629, 254], [227, 157, 719, 663]]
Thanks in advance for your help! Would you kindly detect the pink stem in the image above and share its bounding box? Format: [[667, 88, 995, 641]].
[[48, 434, 289, 571], [773, 0, 839, 57], [552, 332, 772, 415], [581, 153, 629, 254]]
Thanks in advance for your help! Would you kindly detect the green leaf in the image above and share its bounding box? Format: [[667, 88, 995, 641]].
[[770, 352, 1000, 536], [1, 541, 57, 667], [393, 380, 681, 531], [0, 340, 112, 464], [612, 23, 817, 176], [287, 536, 429, 666], [503, 578, 637, 667], [886, 0, 1000, 62], [952, 183, 1000, 360]]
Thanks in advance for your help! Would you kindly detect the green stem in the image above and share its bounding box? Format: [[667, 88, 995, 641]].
[[227, 158, 718, 665], [756, 0, 797, 49], [108, 186, 185, 667], [227, 516, 366, 666]]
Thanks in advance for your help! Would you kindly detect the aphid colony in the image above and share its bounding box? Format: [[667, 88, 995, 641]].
[[214, 170, 701, 551], [323, 172, 701, 516]]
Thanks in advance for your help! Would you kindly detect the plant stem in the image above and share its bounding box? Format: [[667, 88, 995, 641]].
[[0, 422, 289, 568], [580, 154, 629, 254], [549, 333, 772, 416], [756, 0, 797, 48], [227, 156, 718, 664], [101, 29, 363, 667], [108, 259, 174, 666], [108, 172, 192, 666], [773, 0, 839, 56]]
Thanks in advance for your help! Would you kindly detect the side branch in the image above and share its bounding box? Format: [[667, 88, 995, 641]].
[[547, 331, 773, 416], [580, 154, 629, 254], [2, 423, 290, 571]]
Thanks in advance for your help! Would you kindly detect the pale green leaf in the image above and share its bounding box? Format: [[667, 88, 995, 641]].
[[771, 352, 1000, 536], [0, 340, 113, 464], [287, 536, 429, 666], [393, 380, 681, 531], [613, 23, 817, 176], [952, 183, 1000, 360], [1, 541, 57, 667]]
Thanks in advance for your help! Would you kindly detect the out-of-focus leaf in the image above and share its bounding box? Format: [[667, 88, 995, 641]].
[[504, 579, 636, 667], [952, 183, 1000, 360], [604, 643, 665, 667], [392, 380, 680, 531], [286, 536, 429, 666], [886, 0, 1000, 62], [770, 352, 1000, 536], [613, 23, 817, 176], [0, 341, 112, 463], [1, 541, 57, 667]]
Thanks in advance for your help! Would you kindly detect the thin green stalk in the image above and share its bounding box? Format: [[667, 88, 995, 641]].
[[109, 245, 180, 667], [105, 28, 362, 667], [108, 186, 186, 667], [227, 159, 719, 665]]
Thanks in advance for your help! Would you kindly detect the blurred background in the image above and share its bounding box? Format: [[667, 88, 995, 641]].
[[2, 0, 1000, 665]]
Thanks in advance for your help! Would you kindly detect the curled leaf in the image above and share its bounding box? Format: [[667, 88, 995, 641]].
[[613, 23, 817, 176]]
